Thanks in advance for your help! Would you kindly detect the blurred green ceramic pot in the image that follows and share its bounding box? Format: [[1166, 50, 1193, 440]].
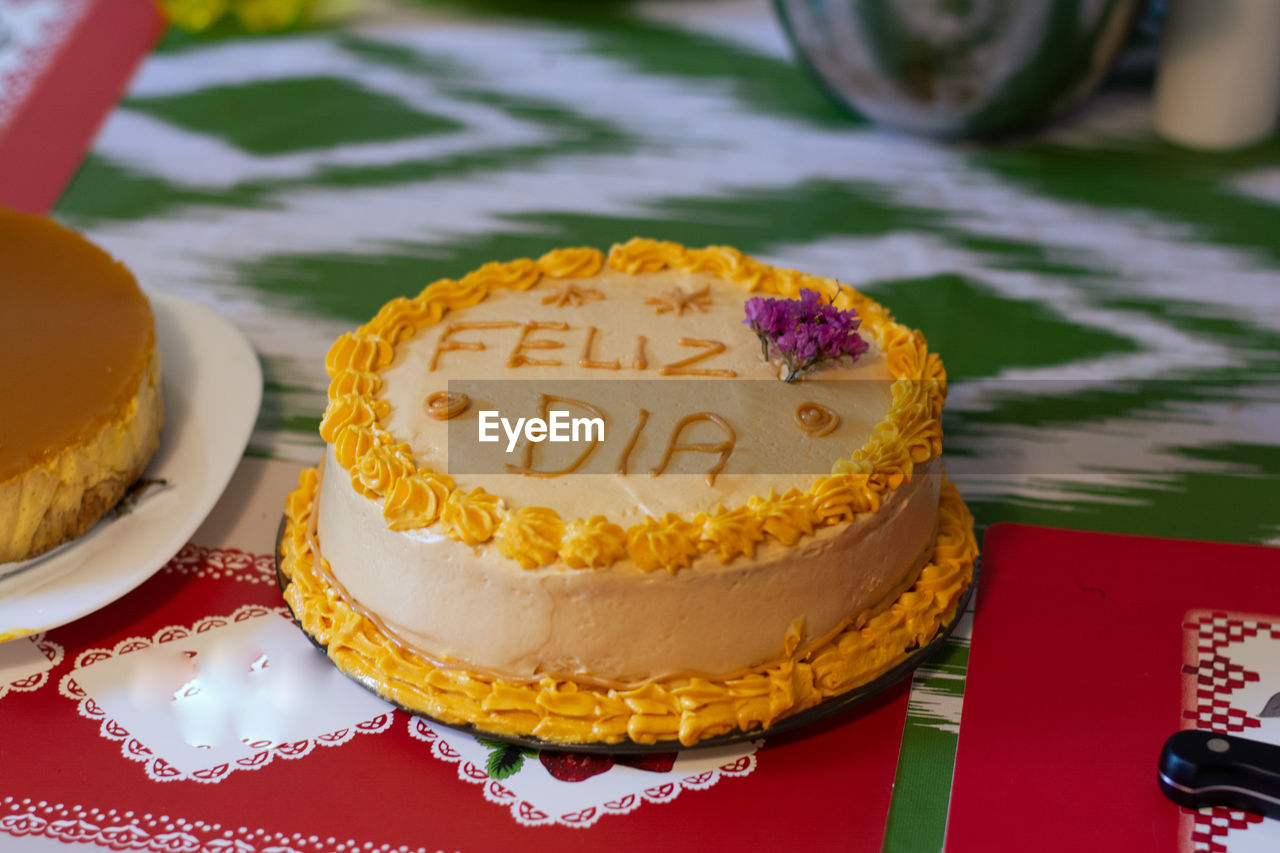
[[775, 0, 1142, 137]]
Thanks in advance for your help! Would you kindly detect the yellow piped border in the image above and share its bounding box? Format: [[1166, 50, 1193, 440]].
[[319, 239, 946, 572], [280, 468, 977, 747]]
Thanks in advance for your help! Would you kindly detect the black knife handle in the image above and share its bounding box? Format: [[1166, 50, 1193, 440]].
[[1158, 730, 1280, 818]]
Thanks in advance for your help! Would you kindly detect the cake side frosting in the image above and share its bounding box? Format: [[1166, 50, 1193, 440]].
[[317, 446, 941, 680], [281, 467, 976, 746]]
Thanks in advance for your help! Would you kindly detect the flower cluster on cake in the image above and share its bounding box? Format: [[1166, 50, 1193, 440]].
[[278, 238, 976, 747]]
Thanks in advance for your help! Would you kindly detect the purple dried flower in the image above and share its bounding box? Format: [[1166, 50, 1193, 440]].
[[742, 288, 868, 382]]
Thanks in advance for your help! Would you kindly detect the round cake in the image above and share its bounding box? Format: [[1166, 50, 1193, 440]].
[[280, 238, 977, 746], [0, 208, 164, 565]]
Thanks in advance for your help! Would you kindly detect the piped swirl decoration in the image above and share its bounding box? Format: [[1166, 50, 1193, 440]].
[[316, 240, 948, 573], [425, 390, 469, 420], [280, 469, 977, 746], [795, 403, 839, 437]]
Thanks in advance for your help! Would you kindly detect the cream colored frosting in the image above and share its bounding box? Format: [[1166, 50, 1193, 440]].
[[314, 260, 944, 683], [378, 270, 895, 524], [319, 445, 939, 681]]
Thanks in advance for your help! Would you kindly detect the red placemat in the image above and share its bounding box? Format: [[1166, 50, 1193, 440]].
[[947, 523, 1280, 853], [0, 0, 162, 214], [0, 460, 913, 853]]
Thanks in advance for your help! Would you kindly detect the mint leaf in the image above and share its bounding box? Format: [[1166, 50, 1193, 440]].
[[484, 743, 527, 780]]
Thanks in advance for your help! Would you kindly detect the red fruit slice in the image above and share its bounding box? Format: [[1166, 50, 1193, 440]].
[[616, 752, 677, 773], [539, 751, 614, 782]]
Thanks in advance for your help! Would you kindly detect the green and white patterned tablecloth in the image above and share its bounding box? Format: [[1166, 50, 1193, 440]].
[[51, 2, 1280, 849]]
